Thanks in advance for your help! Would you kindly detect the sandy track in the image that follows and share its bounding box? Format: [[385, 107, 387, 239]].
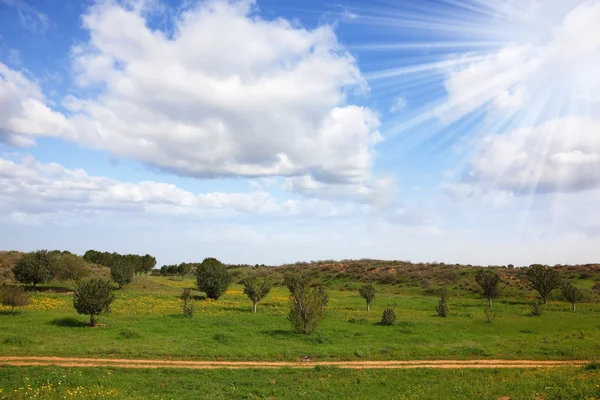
[[0, 357, 589, 369]]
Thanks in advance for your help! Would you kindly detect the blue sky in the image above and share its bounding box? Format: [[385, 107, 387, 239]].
[[1, 0, 600, 266]]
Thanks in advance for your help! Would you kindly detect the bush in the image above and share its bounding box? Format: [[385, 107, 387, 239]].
[[53, 253, 90, 285], [562, 282, 583, 311], [484, 308, 496, 323], [285, 271, 327, 334], [0, 286, 31, 313], [380, 305, 396, 326], [117, 328, 141, 339], [436, 286, 449, 317], [180, 288, 194, 318], [358, 284, 376, 311], [12, 250, 55, 289], [110, 261, 134, 289], [530, 301, 543, 316], [196, 258, 231, 299], [73, 278, 115, 326]]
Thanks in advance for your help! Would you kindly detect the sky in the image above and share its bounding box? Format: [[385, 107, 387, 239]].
[[1, 0, 600, 267]]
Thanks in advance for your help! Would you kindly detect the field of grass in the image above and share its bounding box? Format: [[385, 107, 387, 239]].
[[1, 365, 599, 399], [1, 275, 600, 361]]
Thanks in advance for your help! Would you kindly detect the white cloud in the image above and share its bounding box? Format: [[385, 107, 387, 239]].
[[0, 0, 51, 34], [59, 0, 381, 187], [390, 96, 407, 113], [0, 63, 69, 146]]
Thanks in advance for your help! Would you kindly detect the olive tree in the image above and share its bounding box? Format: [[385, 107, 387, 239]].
[[53, 253, 90, 287], [524, 264, 561, 304], [285, 271, 327, 334], [358, 283, 376, 311], [242, 278, 272, 313], [12, 250, 55, 289], [1, 286, 31, 313], [562, 282, 583, 312], [73, 278, 115, 326], [475, 269, 501, 308], [196, 257, 231, 299], [110, 261, 134, 289]]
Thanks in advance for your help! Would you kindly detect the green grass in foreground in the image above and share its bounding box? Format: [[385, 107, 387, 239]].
[[1, 276, 600, 361], [1, 366, 599, 400]]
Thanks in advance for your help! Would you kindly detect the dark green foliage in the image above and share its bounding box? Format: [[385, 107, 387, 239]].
[[380, 305, 396, 326], [242, 278, 272, 312], [0, 285, 31, 313], [110, 260, 134, 289], [285, 271, 327, 334], [73, 278, 115, 326], [196, 258, 231, 299], [140, 254, 156, 277], [83, 250, 156, 277], [180, 288, 194, 318], [524, 264, 562, 304], [436, 286, 449, 317], [475, 269, 501, 308], [562, 282, 583, 311], [359, 283, 376, 311], [12, 250, 55, 288]]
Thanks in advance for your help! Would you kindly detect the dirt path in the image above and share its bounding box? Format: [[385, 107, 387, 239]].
[[0, 357, 589, 369]]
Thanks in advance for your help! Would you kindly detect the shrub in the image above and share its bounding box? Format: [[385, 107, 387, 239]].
[[530, 301, 543, 316], [0, 286, 31, 313], [436, 286, 449, 317], [380, 305, 396, 326], [358, 283, 376, 311], [110, 260, 134, 289], [483, 307, 496, 323], [196, 258, 231, 299], [180, 288, 194, 318], [285, 271, 327, 334], [562, 282, 583, 311], [242, 278, 272, 313], [73, 278, 115, 326], [52, 253, 90, 285], [117, 328, 141, 339], [475, 269, 501, 308], [213, 332, 233, 344], [12, 250, 55, 289]]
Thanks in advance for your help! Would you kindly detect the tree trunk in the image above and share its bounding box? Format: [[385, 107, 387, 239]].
[[90, 314, 96, 327], [367, 302, 370, 312], [488, 297, 492, 308], [542, 295, 547, 304], [253, 303, 257, 313], [572, 302, 575, 312]]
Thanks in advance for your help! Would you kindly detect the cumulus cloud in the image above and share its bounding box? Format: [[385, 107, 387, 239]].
[[0, 63, 69, 146], [61, 0, 381, 187]]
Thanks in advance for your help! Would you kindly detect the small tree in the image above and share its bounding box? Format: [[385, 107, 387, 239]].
[[359, 283, 376, 311], [380, 305, 396, 326], [73, 278, 115, 326], [141, 254, 156, 277], [562, 282, 583, 312], [12, 250, 55, 289], [242, 278, 272, 313], [110, 261, 134, 289], [475, 269, 501, 308], [180, 288, 194, 317], [524, 264, 561, 304], [1, 286, 31, 313], [285, 271, 327, 334], [436, 286, 449, 317], [53, 253, 90, 287], [196, 257, 231, 300], [178, 263, 192, 281]]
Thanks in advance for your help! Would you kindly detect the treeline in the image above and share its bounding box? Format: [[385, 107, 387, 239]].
[[157, 263, 197, 279], [83, 250, 156, 277]]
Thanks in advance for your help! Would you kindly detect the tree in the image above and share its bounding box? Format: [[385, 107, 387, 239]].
[[178, 263, 193, 281], [141, 254, 156, 277], [12, 250, 55, 289], [242, 278, 272, 313], [110, 260, 134, 289], [1, 286, 31, 313], [562, 282, 583, 312], [180, 288, 194, 317], [196, 257, 231, 299], [284, 271, 327, 334], [73, 278, 115, 326], [436, 286, 449, 317], [475, 269, 501, 308], [53, 253, 90, 286], [524, 264, 561, 304], [359, 283, 376, 311]]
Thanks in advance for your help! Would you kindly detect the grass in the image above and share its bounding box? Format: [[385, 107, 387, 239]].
[[1, 276, 600, 361], [0, 365, 599, 399]]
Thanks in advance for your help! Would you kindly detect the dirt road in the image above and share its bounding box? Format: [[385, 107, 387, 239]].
[[0, 357, 589, 369]]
